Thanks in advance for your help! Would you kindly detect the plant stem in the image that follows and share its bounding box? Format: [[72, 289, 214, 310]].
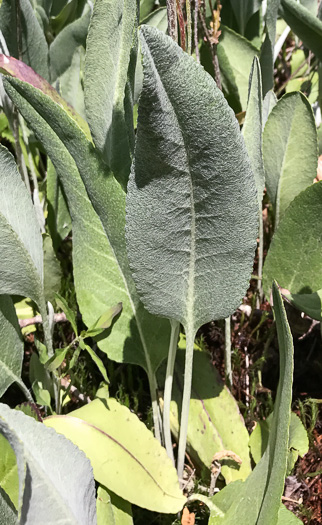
[[149, 372, 162, 443], [176, 0, 186, 51], [177, 326, 195, 482], [257, 207, 264, 308], [194, 0, 200, 62], [166, 0, 178, 42], [17, 380, 34, 404], [163, 319, 180, 465], [186, 0, 192, 54], [225, 316, 232, 387]]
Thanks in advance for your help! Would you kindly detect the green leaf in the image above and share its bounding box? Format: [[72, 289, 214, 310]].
[[279, 0, 322, 61], [97, 485, 133, 525], [140, 0, 155, 21], [126, 25, 258, 331], [44, 398, 186, 513], [78, 339, 109, 383], [217, 26, 259, 111], [286, 289, 322, 321], [3, 62, 170, 380], [249, 412, 308, 474], [46, 159, 72, 251], [0, 487, 17, 524], [262, 89, 277, 128], [45, 346, 69, 373], [0, 296, 24, 397], [49, 4, 91, 82], [85, 303, 122, 337], [260, 0, 280, 95], [263, 92, 317, 227], [263, 182, 322, 297], [0, 144, 51, 352], [242, 56, 265, 206], [168, 340, 252, 483], [209, 282, 294, 524], [58, 46, 86, 119], [0, 433, 19, 509], [0, 0, 49, 80], [55, 293, 78, 336], [229, 0, 261, 35], [84, 0, 138, 186], [43, 234, 62, 303], [0, 403, 97, 524]]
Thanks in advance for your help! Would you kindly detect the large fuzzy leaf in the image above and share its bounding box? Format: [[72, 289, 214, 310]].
[[126, 25, 258, 332], [84, 0, 138, 185], [0, 0, 49, 81], [0, 404, 96, 524], [0, 296, 24, 398], [0, 487, 17, 525], [263, 182, 322, 297], [1, 58, 170, 377], [209, 282, 294, 524], [44, 397, 186, 513], [279, 0, 322, 61], [263, 92, 317, 227], [168, 340, 252, 483]]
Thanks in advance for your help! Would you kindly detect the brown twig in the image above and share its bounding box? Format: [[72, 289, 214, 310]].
[[166, 0, 178, 41], [177, 0, 186, 51], [19, 312, 67, 328]]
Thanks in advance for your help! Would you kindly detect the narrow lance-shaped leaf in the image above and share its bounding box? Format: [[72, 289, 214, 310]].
[[0, 144, 52, 354], [1, 56, 170, 437], [44, 397, 186, 513], [126, 26, 258, 476], [263, 91, 317, 228], [0, 404, 97, 524], [209, 281, 294, 524], [84, 0, 139, 186], [260, 0, 280, 95]]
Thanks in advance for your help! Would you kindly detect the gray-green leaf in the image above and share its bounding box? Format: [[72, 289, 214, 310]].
[[0, 296, 23, 398], [126, 25, 258, 332], [96, 485, 133, 525], [84, 0, 138, 185], [0, 404, 96, 524], [263, 91, 317, 227]]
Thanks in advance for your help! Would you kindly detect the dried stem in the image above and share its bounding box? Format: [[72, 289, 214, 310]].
[[166, 0, 178, 41], [194, 0, 200, 62], [186, 0, 192, 54], [177, 0, 186, 51]]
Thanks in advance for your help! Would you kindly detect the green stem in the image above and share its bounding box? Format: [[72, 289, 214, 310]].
[[149, 372, 162, 443], [177, 327, 195, 482], [225, 316, 232, 387], [186, 0, 192, 54], [163, 319, 180, 465], [257, 207, 264, 308]]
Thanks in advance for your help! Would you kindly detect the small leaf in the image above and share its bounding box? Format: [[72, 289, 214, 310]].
[[46, 159, 72, 251], [79, 339, 109, 384], [45, 346, 69, 372], [263, 91, 317, 227], [55, 293, 78, 336], [43, 234, 62, 303], [44, 397, 186, 513], [0, 403, 97, 524], [85, 303, 122, 337], [0, 295, 24, 397], [0, 433, 19, 509], [286, 289, 322, 321]]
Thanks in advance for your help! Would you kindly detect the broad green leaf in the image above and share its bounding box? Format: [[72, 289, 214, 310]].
[[126, 25, 258, 331], [3, 65, 170, 377], [0, 433, 19, 509], [217, 26, 258, 111], [140, 0, 155, 21], [0, 144, 51, 352], [263, 182, 322, 298], [46, 160, 72, 251], [242, 56, 265, 206], [84, 0, 138, 186], [260, 0, 280, 95], [279, 0, 322, 61], [0, 0, 49, 81], [44, 398, 186, 513], [249, 412, 308, 474], [209, 282, 293, 524], [263, 91, 317, 227], [97, 485, 133, 525], [286, 289, 322, 321], [43, 234, 62, 303], [0, 403, 96, 524], [0, 296, 24, 397], [168, 341, 252, 483], [49, 4, 91, 82]]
